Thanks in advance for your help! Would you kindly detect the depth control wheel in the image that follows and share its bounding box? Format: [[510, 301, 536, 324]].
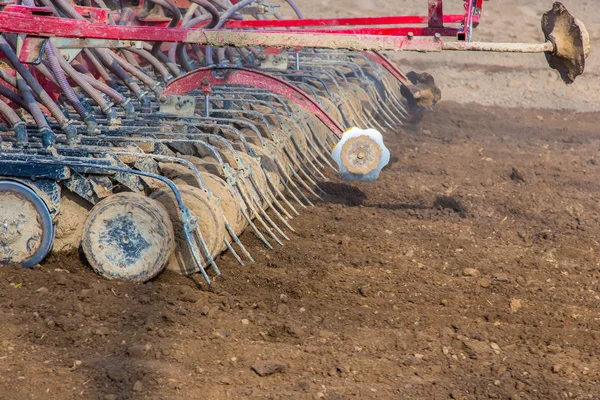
[[81, 192, 175, 282], [0, 181, 54, 268]]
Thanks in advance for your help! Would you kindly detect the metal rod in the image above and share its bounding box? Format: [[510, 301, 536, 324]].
[[442, 41, 553, 53]]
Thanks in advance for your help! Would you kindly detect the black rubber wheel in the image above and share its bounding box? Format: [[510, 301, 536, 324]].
[[81, 192, 175, 282], [0, 181, 54, 268]]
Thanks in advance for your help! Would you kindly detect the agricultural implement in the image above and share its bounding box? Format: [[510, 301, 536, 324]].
[[0, 0, 590, 284]]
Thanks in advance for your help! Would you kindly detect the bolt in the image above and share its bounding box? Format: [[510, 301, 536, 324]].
[[201, 77, 211, 86], [434, 33, 441, 41], [357, 151, 366, 160], [407, 32, 414, 39]]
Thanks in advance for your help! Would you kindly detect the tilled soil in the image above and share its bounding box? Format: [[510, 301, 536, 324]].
[[1, 102, 600, 400]]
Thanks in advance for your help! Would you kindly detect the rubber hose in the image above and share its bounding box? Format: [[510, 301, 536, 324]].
[[70, 62, 134, 118], [106, 50, 162, 96], [50, 0, 147, 108], [46, 41, 96, 134], [205, 0, 254, 65], [149, 0, 182, 56], [58, 52, 118, 124], [142, 42, 182, 76], [0, 97, 23, 126], [125, 48, 171, 81], [0, 36, 73, 142], [176, 14, 212, 71], [83, 48, 117, 88], [0, 82, 31, 111], [16, 77, 53, 147], [0, 96, 26, 144], [169, 3, 198, 63], [95, 48, 151, 110]]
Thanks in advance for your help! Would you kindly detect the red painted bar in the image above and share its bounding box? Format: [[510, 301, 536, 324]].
[[0, 12, 445, 51], [164, 67, 345, 138], [225, 14, 465, 28]]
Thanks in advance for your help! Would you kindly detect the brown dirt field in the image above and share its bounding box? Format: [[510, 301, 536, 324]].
[[2, 1, 600, 399], [2, 102, 600, 400]]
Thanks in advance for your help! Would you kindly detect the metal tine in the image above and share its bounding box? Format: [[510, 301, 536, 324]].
[[280, 142, 326, 198], [183, 115, 309, 209], [345, 53, 411, 118], [253, 154, 299, 217], [295, 117, 338, 169], [284, 63, 365, 128], [284, 68, 353, 130], [191, 140, 275, 251], [239, 100, 329, 178], [294, 140, 328, 182], [296, 62, 376, 126], [222, 89, 336, 175], [231, 148, 296, 233], [232, 180, 274, 250], [211, 87, 337, 167], [327, 58, 404, 126], [298, 53, 402, 129], [211, 94, 328, 177], [183, 124, 299, 222], [168, 127, 287, 244], [236, 176, 283, 246], [379, 73, 411, 118], [180, 118, 299, 219], [107, 148, 250, 266], [250, 121, 325, 192], [294, 107, 339, 170], [161, 103, 297, 221], [360, 77, 406, 128], [278, 158, 315, 207], [238, 163, 291, 241], [202, 135, 290, 243], [208, 110, 325, 201]]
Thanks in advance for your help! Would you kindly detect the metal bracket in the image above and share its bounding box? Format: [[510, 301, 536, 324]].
[[260, 53, 289, 70], [159, 95, 196, 117]]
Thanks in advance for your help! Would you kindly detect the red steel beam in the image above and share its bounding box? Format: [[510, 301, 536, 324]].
[[0, 12, 444, 51], [163, 67, 345, 138], [225, 14, 465, 28]]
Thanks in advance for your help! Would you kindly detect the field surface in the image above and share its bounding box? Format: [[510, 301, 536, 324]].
[[0, 1, 599, 399]]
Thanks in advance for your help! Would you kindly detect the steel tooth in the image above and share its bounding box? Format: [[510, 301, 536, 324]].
[[237, 178, 283, 246], [277, 157, 315, 207], [280, 174, 307, 209], [244, 171, 290, 241], [227, 221, 256, 262], [223, 238, 244, 266], [284, 148, 325, 200], [264, 171, 300, 216], [237, 193, 273, 250], [250, 164, 296, 230]]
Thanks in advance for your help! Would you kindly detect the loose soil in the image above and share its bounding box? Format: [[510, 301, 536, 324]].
[[1, 102, 600, 400], [2, 1, 600, 399]]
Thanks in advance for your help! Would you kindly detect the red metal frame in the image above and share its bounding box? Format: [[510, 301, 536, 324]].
[[0, 1, 490, 119], [0, 12, 444, 52], [163, 67, 345, 138], [0, 0, 484, 46]]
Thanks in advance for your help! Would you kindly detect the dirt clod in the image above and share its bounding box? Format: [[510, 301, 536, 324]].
[[251, 360, 286, 377]]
